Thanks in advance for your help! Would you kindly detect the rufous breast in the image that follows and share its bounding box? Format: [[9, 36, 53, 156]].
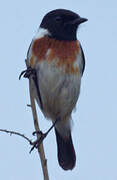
[[31, 36, 80, 74]]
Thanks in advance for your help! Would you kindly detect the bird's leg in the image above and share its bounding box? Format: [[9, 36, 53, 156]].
[[30, 116, 60, 153]]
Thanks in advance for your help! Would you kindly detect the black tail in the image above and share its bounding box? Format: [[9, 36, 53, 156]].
[[55, 128, 76, 170]]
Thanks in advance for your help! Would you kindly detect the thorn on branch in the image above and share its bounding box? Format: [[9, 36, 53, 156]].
[[27, 104, 32, 107]]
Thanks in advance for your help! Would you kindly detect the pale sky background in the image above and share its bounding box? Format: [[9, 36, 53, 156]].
[[0, 0, 117, 180]]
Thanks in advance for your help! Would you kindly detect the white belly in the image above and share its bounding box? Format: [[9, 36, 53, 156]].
[[34, 59, 81, 122]]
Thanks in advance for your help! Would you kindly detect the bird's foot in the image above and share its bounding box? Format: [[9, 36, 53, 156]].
[[19, 67, 36, 80], [30, 131, 48, 153], [30, 117, 60, 153]]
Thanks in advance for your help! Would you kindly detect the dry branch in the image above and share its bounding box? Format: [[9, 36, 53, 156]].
[[26, 59, 49, 180], [0, 129, 32, 144], [29, 78, 49, 180], [0, 59, 49, 180]]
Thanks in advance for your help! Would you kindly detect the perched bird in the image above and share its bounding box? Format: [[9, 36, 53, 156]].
[[26, 9, 87, 170]]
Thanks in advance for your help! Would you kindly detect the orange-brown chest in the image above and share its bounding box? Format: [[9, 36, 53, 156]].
[[31, 36, 80, 74]]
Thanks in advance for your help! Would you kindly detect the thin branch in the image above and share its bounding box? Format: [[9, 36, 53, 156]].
[[0, 59, 49, 180], [26, 59, 49, 180], [0, 129, 32, 144]]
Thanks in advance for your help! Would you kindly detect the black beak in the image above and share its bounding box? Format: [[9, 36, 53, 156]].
[[70, 17, 88, 25]]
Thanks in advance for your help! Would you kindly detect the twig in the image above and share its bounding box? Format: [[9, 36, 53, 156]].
[[26, 59, 49, 180], [0, 59, 49, 180], [0, 129, 32, 145]]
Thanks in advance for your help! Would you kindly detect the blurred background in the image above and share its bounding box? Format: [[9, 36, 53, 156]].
[[0, 0, 117, 179]]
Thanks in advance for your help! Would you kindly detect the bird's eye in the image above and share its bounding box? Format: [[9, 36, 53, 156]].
[[55, 16, 62, 22]]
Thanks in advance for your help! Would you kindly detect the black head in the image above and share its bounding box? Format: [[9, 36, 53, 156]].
[[40, 9, 88, 41]]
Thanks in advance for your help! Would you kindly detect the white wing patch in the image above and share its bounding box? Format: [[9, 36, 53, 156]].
[[34, 28, 50, 39]]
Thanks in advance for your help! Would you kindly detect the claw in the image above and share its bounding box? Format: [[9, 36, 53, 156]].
[[30, 132, 47, 153], [19, 67, 36, 80], [19, 70, 27, 80], [32, 130, 43, 136], [30, 117, 60, 153]]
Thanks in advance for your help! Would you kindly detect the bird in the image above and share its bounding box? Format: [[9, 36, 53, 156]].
[[25, 9, 87, 170]]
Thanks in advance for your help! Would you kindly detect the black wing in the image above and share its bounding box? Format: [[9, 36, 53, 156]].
[[79, 43, 85, 76]]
